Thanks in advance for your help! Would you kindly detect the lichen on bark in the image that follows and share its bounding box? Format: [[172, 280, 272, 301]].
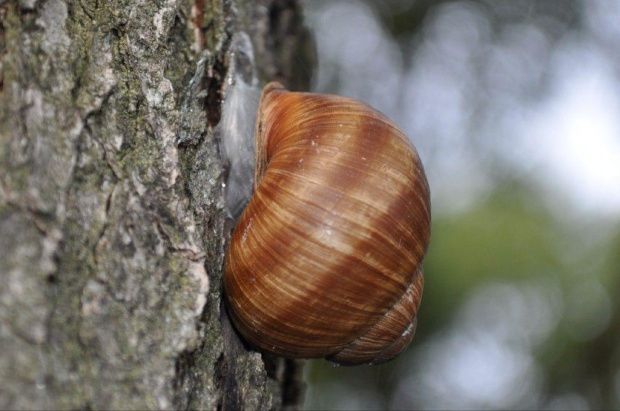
[[0, 0, 314, 409]]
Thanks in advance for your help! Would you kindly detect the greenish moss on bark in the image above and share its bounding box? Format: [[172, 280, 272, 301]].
[[0, 0, 313, 409]]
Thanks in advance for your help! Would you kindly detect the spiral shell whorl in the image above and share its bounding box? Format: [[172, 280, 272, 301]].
[[327, 266, 424, 365], [224, 82, 430, 365]]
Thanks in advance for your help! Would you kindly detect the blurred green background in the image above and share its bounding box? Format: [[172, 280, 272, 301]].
[[300, 0, 620, 409]]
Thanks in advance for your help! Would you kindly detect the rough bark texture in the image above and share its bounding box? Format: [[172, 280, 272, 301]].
[[0, 0, 314, 409]]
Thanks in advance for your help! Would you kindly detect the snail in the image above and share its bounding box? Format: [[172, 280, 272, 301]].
[[223, 81, 430, 365]]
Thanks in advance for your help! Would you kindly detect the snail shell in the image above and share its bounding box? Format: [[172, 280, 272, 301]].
[[224, 82, 430, 365]]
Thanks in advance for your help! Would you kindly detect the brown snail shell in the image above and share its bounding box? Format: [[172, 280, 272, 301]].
[[224, 82, 430, 365]]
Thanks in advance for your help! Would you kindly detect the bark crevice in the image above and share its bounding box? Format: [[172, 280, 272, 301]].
[[0, 0, 314, 409]]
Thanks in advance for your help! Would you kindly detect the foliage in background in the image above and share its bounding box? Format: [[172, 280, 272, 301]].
[[302, 0, 620, 409]]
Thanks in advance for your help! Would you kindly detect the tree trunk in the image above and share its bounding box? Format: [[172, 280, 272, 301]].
[[0, 0, 314, 409]]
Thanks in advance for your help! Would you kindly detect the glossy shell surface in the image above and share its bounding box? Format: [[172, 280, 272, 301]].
[[224, 82, 430, 365]]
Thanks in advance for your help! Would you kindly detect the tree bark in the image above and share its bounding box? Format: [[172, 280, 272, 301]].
[[0, 0, 314, 409]]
